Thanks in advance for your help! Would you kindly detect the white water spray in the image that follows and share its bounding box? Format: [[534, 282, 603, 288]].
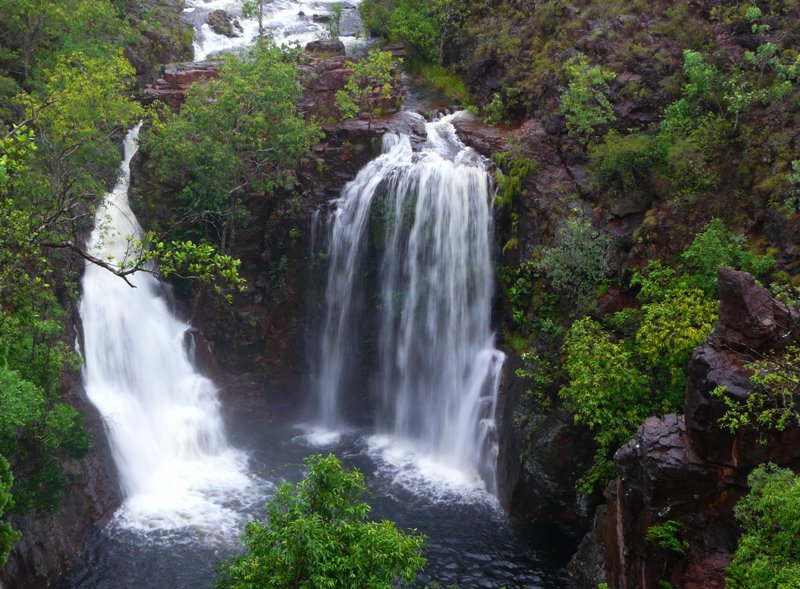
[[186, 0, 364, 61], [314, 113, 505, 493], [80, 125, 254, 537]]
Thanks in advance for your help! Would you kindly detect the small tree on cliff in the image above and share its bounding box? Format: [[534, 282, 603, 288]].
[[336, 49, 399, 131], [215, 454, 426, 589]]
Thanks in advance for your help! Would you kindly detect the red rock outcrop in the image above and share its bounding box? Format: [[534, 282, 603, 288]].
[[144, 61, 221, 111], [600, 267, 800, 589]]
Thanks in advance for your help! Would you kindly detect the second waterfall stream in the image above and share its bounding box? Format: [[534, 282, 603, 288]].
[[79, 125, 256, 538], [313, 112, 506, 494]]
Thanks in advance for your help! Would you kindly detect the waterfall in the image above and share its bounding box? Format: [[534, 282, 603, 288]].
[[80, 125, 253, 536], [313, 113, 505, 493]]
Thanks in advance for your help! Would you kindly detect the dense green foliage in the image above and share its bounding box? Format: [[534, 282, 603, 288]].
[[0, 364, 90, 515], [146, 40, 318, 252], [679, 218, 774, 295], [492, 149, 537, 211], [560, 317, 651, 489], [336, 50, 399, 129], [216, 454, 426, 589], [727, 463, 800, 588], [558, 54, 616, 143], [0, 0, 131, 84], [554, 219, 770, 492], [359, 0, 450, 63], [0, 456, 19, 567]]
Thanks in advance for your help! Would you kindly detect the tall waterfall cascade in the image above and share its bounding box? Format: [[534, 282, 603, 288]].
[[80, 125, 254, 536], [314, 113, 506, 493]]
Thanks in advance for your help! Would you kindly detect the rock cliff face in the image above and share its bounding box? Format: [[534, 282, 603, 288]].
[[600, 267, 800, 589], [144, 61, 221, 110]]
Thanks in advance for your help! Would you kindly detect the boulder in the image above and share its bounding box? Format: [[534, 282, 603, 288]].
[[711, 267, 795, 353], [451, 113, 510, 155], [305, 39, 346, 55], [297, 52, 403, 121], [603, 414, 737, 589], [207, 9, 242, 38]]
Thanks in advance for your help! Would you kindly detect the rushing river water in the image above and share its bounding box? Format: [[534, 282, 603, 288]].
[[62, 416, 575, 589]]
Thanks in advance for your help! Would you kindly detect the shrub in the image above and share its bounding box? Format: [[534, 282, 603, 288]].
[[492, 152, 537, 209], [559, 53, 616, 143], [646, 520, 689, 554], [726, 463, 800, 588], [589, 130, 665, 197], [680, 218, 774, 295], [388, 3, 439, 63], [336, 49, 399, 130], [216, 454, 426, 589], [536, 217, 612, 309], [634, 284, 718, 402]]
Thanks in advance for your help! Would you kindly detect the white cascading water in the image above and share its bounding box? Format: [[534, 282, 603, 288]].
[[185, 0, 363, 61], [314, 113, 505, 493], [80, 125, 254, 537]]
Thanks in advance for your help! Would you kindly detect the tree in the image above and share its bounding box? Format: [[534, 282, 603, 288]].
[[216, 454, 426, 589], [559, 53, 616, 143], [535, 217, 612, 309], [726, 463, 800, 588], [559, 317, 652, 492], [328, 3, 344, 40], [146, 40, 319, 251], [242, 0, 266, 39], [7, 50, 145, 277], [336, 50, 399, 131]]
